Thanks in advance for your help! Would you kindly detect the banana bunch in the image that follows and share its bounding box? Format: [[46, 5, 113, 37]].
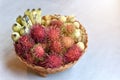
[[11, 8, 42, 42]]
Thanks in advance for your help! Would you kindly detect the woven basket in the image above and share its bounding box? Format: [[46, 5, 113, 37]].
[[16, 21, 88, 77]]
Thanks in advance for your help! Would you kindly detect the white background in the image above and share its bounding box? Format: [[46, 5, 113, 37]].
[[0, 0, 120, 80]]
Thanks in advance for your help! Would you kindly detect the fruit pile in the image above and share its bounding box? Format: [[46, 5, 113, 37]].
[[11, 8, 85, 69]]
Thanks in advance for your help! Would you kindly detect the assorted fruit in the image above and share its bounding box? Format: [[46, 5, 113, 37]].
[[11, 8, 85, 69]]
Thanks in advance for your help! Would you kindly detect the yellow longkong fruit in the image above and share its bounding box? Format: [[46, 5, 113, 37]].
[[77, 42, 85, 50], [74, 29, 81, 38], [73, 22, 80, 29]]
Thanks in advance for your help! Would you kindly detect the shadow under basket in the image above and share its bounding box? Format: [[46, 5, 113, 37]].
[[16, 23, 88, 77]]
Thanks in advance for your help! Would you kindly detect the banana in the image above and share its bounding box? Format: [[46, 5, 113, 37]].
[[30, 8, 42, 24], [11, 32, 20, 42], [16, 15, 22, 25], [12, 23, 22, 32], [19, 26, 29, 35], [24, 9, 31, 17], [36, 8, 42, 24], [21, 15, 32, 28]]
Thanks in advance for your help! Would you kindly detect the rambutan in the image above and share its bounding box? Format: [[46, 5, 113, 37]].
[[14, 34, 35, 55], [62, 36, 74, 48], [65, 25, 75, 34], [31, 44, 45, 59], [50, 41, 62, 53], [30, 24, 46, 43], [45, 53, 63, 68], [47, 27, 60, 41], [64, 45, 82, 63], [49, 20, 62, 28], [23, 53, 34, 64]]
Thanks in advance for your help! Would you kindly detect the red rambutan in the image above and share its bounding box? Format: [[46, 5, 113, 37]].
[[66, 25, 75, 33], [62, 36, 74, 48], [14, 34, 35, 55], [47, 27, 60, 41], [49, 20, 62, 28], [50, 41, 62, 53], [31, 44, 45, 59], [23, 53, 34, 64], [30, 24, 46, 43], [64, 45, 82, 63], [45, 53, 63, 68]]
